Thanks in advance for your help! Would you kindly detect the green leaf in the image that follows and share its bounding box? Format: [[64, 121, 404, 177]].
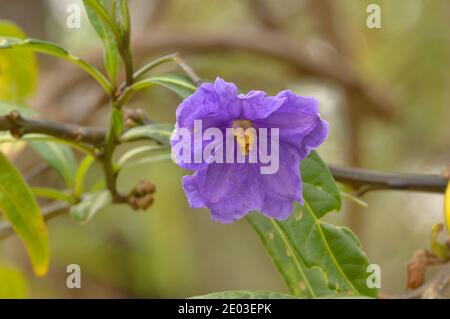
[[117, 145, 168, 167], [119, 153, 172, 170], [138, 74, 196, 99], [118, 74, 196, 107], [70, 191, 111, 224], [82, 0, 116, 33], [0, 264, 28, 298], [84, 0, 120, 84], [300, 151, 341, 218], [74, 155, 96, 198], [120, 123, 174, 145], [191, 290, 300, 299], [0, 20, 37, 102], [31, 187, 75, 204], [0, 37, 110, 92], [113, 0, 131, 47], [133, 54, 178, 81], [247, 151, 377, 298], [28, 141, 77, 188], [0, 151, 49, 276]]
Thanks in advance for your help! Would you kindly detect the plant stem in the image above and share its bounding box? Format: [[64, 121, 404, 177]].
[[121, 47, 134, 87], [101, 101, 125, 203]]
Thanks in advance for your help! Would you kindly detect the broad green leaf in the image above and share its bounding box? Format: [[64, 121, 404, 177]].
[[191, 290, 300, 299], [247, 213, 336, 298], [0, 20, 37, 102], [247, 151, 377, 298], [120, 123, 174, 145], [84, 0, 120, 84], [0, 152, 49, 276], [0, 37, 110, 92], [0, 264, 28, 298], [28, 141, 77, 188], [70, 190, 112, 224], [300, 151, 341, 218]]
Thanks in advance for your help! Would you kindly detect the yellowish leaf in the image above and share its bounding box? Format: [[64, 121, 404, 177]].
[[0, 20, 37, 102]]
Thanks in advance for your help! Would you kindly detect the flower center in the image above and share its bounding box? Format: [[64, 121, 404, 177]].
[[232, 119, 255, 155]]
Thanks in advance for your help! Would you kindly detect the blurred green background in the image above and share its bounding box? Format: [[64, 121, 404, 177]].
[[0, 0, 449, 298]]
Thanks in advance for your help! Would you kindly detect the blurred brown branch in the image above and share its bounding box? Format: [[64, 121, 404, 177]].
[[1, 111, 447, 195], [131, 29, 393, 119], [0, 111, 105, 147], [329, 165, 448, 195]]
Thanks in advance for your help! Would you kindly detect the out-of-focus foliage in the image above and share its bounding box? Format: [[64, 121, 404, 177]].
[[0, 264, 28, 298], [0, 20, 37, 102]]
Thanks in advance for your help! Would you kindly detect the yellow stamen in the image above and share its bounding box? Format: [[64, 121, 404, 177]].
[[232, 119, 255, 155]]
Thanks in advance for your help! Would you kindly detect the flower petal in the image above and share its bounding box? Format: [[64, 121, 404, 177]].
[[182, 163, 264, 223], [239, 90, 285, 121], [255, 90, 328, 159], [258, 143, 302, 220]]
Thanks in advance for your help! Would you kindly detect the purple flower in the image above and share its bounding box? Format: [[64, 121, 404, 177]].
[[171, 78, 328, 223]]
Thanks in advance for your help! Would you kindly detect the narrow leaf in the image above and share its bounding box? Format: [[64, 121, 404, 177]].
[[0, 37, 110, 92], [74, 155, 95, 198], [28, 141, 77, 188], [117, 145, 168, 166], [138, 74, 196, 99], [32, 187, 75, 204], [84, 0, 120, 84], [119, 74, 196, 106], [114, 0, 131, 47], [120, 123, 174, 145], [0, 152, 49, 276], [70, 191, 112, 224], [120, 153, 172, 170]]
